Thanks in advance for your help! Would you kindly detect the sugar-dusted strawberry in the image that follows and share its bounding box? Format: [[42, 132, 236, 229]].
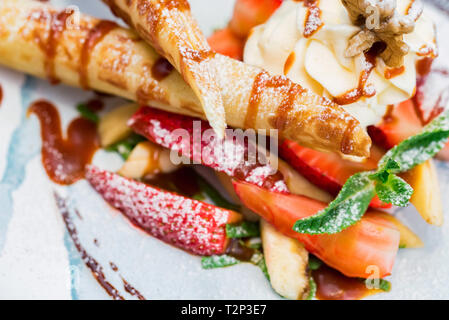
[[368, 100, 423, 149], [86, 165, 242, 256], [414, 68, 449, 125], [233, 181, 400, 278], [208, 28, 244, 61], [129, 106, 288, 193], [229, 0, 283, 38], [279, 140, 391, 209]]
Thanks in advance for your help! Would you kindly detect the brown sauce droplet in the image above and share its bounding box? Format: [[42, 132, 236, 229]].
[[333, 42, 385, 105], [384, 66, 405, 79], [0, 84, 3, 108], [382, 104, 395, 123], [146, 167, 201, 197], [79, 20, 118, 90], [225, 238, 254, 262], [151, 58, 174, 81], [313, 265, 379, 300], [44, 9, 76, 84], [28, 100, 99, 185], [110, 262, 119, 272]]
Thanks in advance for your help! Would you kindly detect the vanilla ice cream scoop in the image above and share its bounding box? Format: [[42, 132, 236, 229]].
[[244, 0, 437, 127]]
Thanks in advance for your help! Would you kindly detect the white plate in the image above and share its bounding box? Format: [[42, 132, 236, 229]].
[[0, 0, 448, 300]]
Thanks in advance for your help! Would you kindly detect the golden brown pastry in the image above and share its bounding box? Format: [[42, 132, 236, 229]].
[[103, 0, 226, 138], [0, 0, 371, 158]]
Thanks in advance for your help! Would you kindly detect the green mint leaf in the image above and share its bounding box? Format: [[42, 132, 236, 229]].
[[379, 110, 449, 173], [308, 255, 322, 271], [76, 103, 99, 123], [257, 257, 270, 281], [370, 159, 400, 183], [106, 134, 145, 160], [293, 172, 376, 235], [365, 278, 391, 292], [196, 175, 240, 211], [226, 221, 260, 239], [201, 255, 239, 269], [306, 277, 317, 300], [375, 175, 413, 207]]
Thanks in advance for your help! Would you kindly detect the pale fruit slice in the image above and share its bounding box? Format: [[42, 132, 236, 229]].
[[261, 219, 309, 300], [119, 141, 178, 179], [99, 103, 139, 147], [402, 160, 443, 226], [375, 212, 424, 249]]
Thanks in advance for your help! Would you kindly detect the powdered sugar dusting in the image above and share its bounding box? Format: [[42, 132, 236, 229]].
[[85, 165, 234, 256]]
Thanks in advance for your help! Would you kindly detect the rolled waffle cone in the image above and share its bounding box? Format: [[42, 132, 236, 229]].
[[0, 0, 371, 158]]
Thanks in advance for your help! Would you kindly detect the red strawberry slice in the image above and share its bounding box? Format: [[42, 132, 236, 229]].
[[229, 0, 283, 38], [129, 106, 288, 193], [279, 139, 391, 209], [208, 28, 244, 61], [233, 181, 400, 278], [86, 165, 242, 256], [437, 141, 449, 161], [368, 99, 423, 149], [413, 68, 449, 161], [414, 68, 449, 125]]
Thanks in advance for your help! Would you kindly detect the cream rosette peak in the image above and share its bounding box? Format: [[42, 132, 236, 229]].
[[244, 0, 437, 127]]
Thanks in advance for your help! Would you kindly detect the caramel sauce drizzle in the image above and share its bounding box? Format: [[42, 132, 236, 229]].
[[28, 100, 99, 185], [313, 264, 380, 300], [384, 65, 405, 79], [333, 43, 385, 105], [245, 72, 292, 129], [42, 9, 75, 84], [55, 193, 125, 300], [295, 0, 324, 38], [79, 20, 118, 89]]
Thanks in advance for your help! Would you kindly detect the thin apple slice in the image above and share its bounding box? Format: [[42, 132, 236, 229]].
[[119, 141, 178, 179], [374, 212, 424, 248], [402, 160, 443, 226], [98, 103, 139, 147], [261, 219, 309, 300]]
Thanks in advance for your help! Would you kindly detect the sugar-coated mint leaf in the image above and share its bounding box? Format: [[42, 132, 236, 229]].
[[306, 277, 317, 300], [257, 257, 270, 281], [375, 175, 413, 207], [293, 172, 376, 235], [379, 110, 449, 173], [226, 221, 260, 239], [201, 255, 239, 269]]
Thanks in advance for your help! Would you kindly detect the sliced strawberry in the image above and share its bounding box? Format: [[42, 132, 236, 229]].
[[129, 106, 288, 193], [279, 140, 390, 209], [86, 165, 242, 256], [368, 100, 423, 149], [414, 68, 449, 125], [438, 141, 449, 161], [229, 0, 283, 38], [208, 28, 244, 61], [233, 181, 400, 278]]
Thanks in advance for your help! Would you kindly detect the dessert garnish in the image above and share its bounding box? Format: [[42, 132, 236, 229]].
[[343, 0, 423, 67], [293, 109, 449, 235]]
